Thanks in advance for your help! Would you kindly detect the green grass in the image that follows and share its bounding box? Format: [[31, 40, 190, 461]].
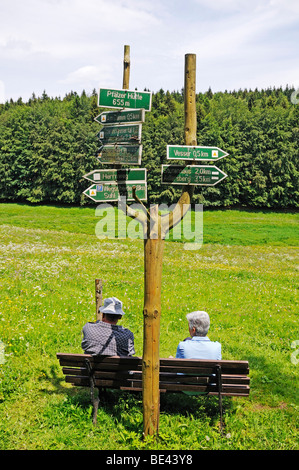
[[0, 202, 298, 450]]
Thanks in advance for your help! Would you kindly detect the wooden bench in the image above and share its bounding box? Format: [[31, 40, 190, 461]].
[[56, 353, 250, 429]]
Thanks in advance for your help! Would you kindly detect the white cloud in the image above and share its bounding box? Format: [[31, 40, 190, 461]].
[[60, 65, 113, 89], [0, 0, 298, 99]]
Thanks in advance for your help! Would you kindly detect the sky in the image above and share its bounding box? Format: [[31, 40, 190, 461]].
[[0, 0, 299, 103]]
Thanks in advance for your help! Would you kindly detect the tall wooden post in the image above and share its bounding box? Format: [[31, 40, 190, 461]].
[[142, 206, 164, 436], [184, 54, 197, 147], [123, 45, 130, 90], [117, 49, 197, 437], [141, 54, 197, 437]]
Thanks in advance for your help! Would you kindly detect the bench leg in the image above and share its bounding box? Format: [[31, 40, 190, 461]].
[[216, 365, 224, 434], [85, 358, 100, 426], [91, 388, 100, 426]]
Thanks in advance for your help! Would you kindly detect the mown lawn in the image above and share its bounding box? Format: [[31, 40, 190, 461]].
[[0, 203, 298, 450]]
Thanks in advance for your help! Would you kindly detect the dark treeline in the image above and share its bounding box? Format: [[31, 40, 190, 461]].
[[0, 86, 298, 208]]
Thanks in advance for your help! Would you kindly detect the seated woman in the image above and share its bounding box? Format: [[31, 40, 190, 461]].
[[176, 310, 221, 360], [175, 310, 221, 395]]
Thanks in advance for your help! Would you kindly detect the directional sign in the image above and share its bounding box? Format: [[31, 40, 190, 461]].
[[167, 145, 229, 161], [97, 144, 142, 165], [97, 124, 142, 145], [83, 168, 147, 183], [161, 165, 227, 186], [98, 88, 152, 111], [84, 182, 147, 202], [95, 109, 145, 125]]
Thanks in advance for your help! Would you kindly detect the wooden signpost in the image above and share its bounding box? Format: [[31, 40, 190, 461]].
[[83, 46, 228, 438]]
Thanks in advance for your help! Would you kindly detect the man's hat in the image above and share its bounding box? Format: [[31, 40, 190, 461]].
[[99, 297, 125, 316]]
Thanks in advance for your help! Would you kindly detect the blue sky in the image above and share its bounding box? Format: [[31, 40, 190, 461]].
[[0, 0, 298, 102]]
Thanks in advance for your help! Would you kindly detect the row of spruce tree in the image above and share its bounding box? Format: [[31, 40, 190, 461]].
[[0, 86, 298, 208]]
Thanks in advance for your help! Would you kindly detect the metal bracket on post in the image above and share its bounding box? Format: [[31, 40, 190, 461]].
[[215, 364, 223, 433], [85, 358, 99, 426]]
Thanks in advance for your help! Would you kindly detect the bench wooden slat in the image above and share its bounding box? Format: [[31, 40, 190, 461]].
[[159, 365, 249, 375], [57, 354, 249, 369], [65, 375, 250, 396], [61, 367, 250, 386], [160, 357, 249, 370], [57, 353, 249, 376], [57, 353, 142, 367]]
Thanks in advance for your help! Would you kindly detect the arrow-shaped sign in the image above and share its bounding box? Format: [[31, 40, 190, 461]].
[[161, 165, 227, 186], [83, 168, 147, 183], [95, 109, 145, 125], [83, 182, 147, 202], [97, 123, 142, 145], [167, 145, 229, 161]]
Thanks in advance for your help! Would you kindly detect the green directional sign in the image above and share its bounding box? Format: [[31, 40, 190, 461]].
[[161, 165, 227, 186], [98, 88, 152, 111], [95, 109, 145, 125], [167, 145, 229, 161], [98, 144, 142, 165], [84, 182, 147, 202], [97, 124, 142, 144], [83, 168, 147, 183]]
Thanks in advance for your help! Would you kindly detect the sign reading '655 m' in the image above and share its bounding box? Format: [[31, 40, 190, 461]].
[[98, 88, 152, 111]]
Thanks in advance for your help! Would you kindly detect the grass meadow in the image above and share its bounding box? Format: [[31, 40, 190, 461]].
[[0, 203, 298, 450]]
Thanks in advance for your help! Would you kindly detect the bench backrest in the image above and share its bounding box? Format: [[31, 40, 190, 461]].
[[56, 353, 250, 397]]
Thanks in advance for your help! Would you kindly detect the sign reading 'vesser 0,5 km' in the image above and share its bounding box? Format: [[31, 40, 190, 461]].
[[98, 88, 152, 111], [167, 145, 229, 161]]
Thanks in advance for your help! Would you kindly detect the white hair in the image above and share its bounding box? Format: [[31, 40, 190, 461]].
[[186, 311, 210, 336]]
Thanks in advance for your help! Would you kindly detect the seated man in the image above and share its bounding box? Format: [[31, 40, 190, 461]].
[[176, 311, 221, 360], [81, 297, 135, 356]]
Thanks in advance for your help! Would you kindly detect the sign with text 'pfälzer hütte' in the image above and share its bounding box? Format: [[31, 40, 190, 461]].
[[98, 88, 152, 111]]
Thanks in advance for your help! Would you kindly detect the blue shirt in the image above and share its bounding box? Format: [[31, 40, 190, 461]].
[[176, 336, 222, 360]]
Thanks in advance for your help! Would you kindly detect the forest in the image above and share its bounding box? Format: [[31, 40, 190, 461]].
[[0, 86, 298, 209]]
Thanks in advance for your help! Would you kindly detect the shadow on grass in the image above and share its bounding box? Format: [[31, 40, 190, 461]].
[[44, 363, 237, 433], [53, 383, 235, 431]]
